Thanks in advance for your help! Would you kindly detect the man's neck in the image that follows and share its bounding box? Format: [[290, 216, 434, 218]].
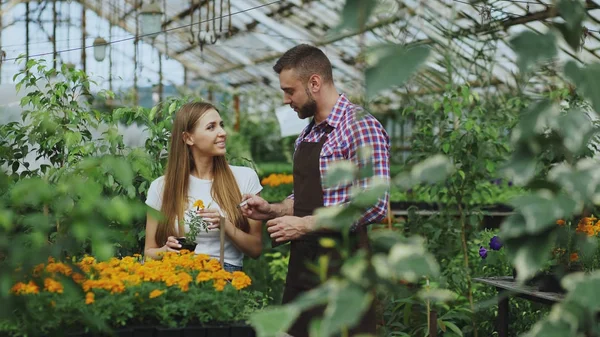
[[313, 88, 340, 125]]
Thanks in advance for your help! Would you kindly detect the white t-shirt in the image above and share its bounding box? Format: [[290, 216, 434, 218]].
[[145, 165, 262, 266]]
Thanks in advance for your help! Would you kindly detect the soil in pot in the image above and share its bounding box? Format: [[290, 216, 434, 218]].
[[176, 237, 197, 252]]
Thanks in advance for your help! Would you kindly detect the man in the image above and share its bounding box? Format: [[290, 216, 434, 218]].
[[241, 44, 390, 337]]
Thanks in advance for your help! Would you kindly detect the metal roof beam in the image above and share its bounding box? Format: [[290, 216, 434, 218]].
[[211, 7, 404, 77], [83, 0, 212, 80]]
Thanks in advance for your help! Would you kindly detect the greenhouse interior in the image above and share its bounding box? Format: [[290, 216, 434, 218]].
[[2, 0, 600, 336]]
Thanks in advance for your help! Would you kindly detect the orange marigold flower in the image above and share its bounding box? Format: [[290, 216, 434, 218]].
[[556, 219, 565, 226], [213, 279, 227, 291], [231, 271, 252, 290], [570, 253, 579, 262], [44, 278, 64, 293], [193, 199, 205, 210], [149, 289, 164, 299], [11, 280, 39, 295], [196, 271, 214, 283], [85, 292, 95, 305]]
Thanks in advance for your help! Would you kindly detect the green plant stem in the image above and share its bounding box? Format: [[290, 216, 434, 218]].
[[457, 200, 478, 337]]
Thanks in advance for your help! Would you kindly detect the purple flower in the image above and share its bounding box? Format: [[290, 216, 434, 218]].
[[489, 236, 503, 251], [479, 246, 488, 259]]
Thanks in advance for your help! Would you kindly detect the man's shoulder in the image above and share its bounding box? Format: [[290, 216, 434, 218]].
[[339, 104, 384, 132]]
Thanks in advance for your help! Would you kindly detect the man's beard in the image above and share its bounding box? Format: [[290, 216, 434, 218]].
[[297, 87, 317, 119]]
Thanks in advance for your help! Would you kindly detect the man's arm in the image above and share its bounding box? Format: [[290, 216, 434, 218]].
[[348, 115, 391, 230], [270, 197, 294, 218]]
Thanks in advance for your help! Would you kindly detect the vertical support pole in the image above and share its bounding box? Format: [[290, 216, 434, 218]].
[[233, 94, 240, 132], [429, 310, 438, 337], [0, 0, 3, 84], [183, 67, 188, 86], [133, 0, 139, 104], [81, 0, 87, 73], [53, 0, 57, 70], [109, 3, 113, 92], [158, 51, 163, 103], [497, 288, 509, 337], [26, 1, 30, 67]]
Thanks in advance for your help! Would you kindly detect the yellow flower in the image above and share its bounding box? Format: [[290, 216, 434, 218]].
[[149, 289, 164, 299], [193, 199, 205, 210], [196, 271, 214, 283], [11, 281, 39, 295], [261, 173, 293, 187], [85, 292, 95, 305], [231, 271, 252, 290], [44, 278, 64, 293], [213, 279, 227, 291]]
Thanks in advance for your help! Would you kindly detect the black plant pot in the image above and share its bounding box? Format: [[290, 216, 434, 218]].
[[155, 326, 183, 337], [182, 326, 207, 337], [132, 326, 155, 337], [205, 326, 230, 337], [176, 237, 197, 252]]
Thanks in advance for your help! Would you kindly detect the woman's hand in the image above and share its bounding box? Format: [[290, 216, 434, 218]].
[[198, 208, 224, 230], [164, 236, 182, 252]]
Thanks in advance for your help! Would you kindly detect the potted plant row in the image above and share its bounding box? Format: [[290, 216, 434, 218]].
[[1, 252, 263, 337]]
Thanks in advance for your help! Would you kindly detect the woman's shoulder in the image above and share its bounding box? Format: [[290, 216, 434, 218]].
[[148, 176, 166, 189], [229, 165, 258, 177]]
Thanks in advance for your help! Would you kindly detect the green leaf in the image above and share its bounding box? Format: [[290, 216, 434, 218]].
[[349, 177, 388, 208], [555, 0, 586, 50], [365, 45, 430, 99], [250, 306, 301, 337], [323, 161, 357, 188], [168, 102, 177, 114], [506, 231, 555, 282], [564, 61, 600, 114], [372, 237, 440, 282], [443, 321, 464, 337], [562, 272, 600, 312], [320, 281, 373, 337], [503, 145, 537, 186], [417, 288, 458, 304], [509, 31, 557, 73], [410, 154, 454, 185], [442, 142, 450, 153], [314, 205, 362, 232], [333, 0, 377, 34]]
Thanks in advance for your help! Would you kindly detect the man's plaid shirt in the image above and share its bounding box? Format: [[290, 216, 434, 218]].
[[289, 94, 390, 229]]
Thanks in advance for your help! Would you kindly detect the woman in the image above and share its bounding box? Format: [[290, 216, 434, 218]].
[[144, 102, 263, 272]]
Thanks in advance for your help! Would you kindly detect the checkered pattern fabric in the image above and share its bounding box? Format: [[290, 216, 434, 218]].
[[289, 94, 390, 229]]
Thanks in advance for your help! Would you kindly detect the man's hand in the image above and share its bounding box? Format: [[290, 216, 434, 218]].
[[266, 216, 314, 242], [240, 194, 273, 220]]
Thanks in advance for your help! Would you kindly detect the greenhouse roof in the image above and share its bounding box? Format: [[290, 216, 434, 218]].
[[5, 0, 600, 99]]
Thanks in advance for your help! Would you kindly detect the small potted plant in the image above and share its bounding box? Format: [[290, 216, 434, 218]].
[[176, 199, 210, 252]]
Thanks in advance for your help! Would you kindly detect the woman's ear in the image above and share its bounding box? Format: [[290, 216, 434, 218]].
[[182, 132, 194, 146]]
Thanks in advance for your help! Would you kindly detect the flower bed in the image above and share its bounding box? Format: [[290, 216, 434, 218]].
[[1, 252, 263, 336]]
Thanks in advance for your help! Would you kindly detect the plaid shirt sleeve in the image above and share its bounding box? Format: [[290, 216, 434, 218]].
[[348, 114, 390, 230]]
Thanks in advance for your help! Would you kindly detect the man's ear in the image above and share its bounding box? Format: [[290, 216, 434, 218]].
[[183, 132, 194, 146], [308, 74, 321, 93]]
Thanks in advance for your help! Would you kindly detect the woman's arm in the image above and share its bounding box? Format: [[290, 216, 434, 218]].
[[222, 217, 263, 259], [144, 213, 181, 260]]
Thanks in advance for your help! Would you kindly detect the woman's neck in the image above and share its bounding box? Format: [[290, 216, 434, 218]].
[[191, 155, 214, 180]]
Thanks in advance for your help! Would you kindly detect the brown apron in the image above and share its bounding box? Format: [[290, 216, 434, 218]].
[[282, 122, 376, 337]]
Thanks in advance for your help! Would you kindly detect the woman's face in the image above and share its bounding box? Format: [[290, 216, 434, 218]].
[[184, 108, 227, 157]]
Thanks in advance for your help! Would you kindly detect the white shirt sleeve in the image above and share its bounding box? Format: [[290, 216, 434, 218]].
[[145, 178, 164, 211], [244, 167, 263, 195]]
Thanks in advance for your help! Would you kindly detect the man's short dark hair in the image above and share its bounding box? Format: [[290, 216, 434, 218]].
[[273, 44, 334, 84]]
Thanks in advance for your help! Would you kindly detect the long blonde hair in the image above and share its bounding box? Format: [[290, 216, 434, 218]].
[[155, 102, 249, 246]]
